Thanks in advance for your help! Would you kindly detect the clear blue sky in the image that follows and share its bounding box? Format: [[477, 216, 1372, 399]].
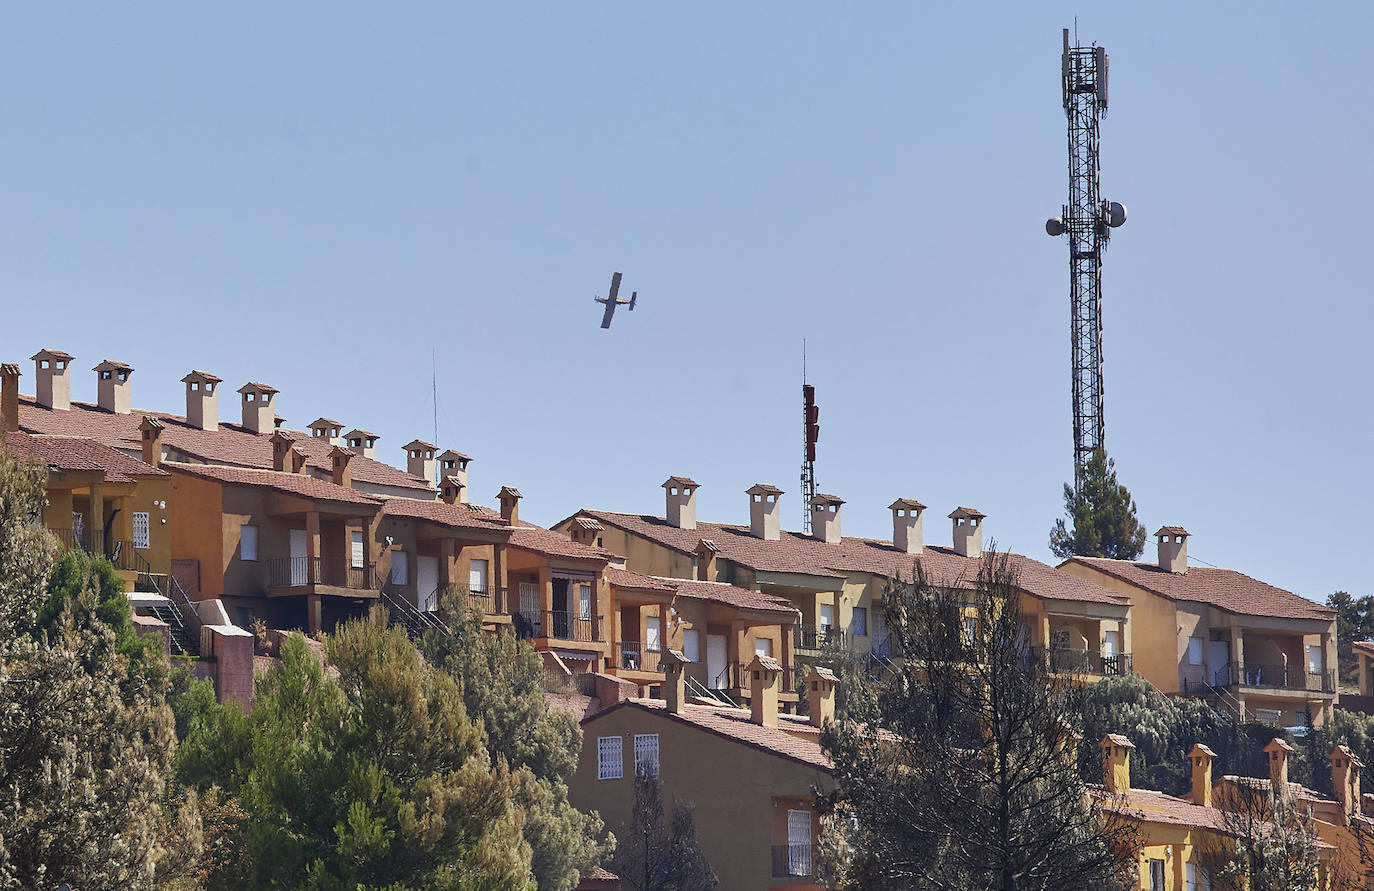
[[3, 3, 1370, 604]]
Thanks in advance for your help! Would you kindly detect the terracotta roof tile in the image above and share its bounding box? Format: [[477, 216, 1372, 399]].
[[4, 432, 167, 482], [92, 359, 133, 372], [16, 396, 433, 493], [664, 578, 797, 615], [164, 461, 381, 507], [32, 349, 73, 361], [1154, 526, 1190, 537], [379, 498, 510, 531], [888, 498, 927, 511], [662, 475, 699, 489], [181, 370, 222, 384], [508, 524, 614, 562], [1065, 557, 1333, 621], [595, 699, 832, 772], [606, 567, 676, 592], [746, 483, 784, 496], [949, 506, 986, 520]]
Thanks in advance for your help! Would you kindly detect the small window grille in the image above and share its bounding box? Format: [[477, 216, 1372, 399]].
[[597, 736, 623, 780], [634, 734, 659, 777]]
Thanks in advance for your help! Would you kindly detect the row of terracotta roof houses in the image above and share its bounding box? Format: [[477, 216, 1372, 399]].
[[0, 350, 1356, 889]]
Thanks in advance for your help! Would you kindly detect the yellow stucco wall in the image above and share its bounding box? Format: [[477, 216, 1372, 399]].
[[1061, 562, 1181, 692]]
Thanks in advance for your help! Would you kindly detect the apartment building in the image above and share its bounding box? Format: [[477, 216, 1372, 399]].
[[558, 478, 1134, 693], [1060, 528, 1338, 727], [570, 654, 836, 889]]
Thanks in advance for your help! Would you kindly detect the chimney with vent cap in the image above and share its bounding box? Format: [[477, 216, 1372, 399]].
[[1, 364, 20, 432], [405, 440, 437, 486], [330, 445, 353, 488], [182, 371, 221, 431], [1332, 745, 1364, 825], [950, 507, 985, 558], [810, 494, 844, 544], [309, 418, 343, 445], [660, 649, 689, 714], [663, 476, 699, 529], [498, 486, 522, 525], [1190, 744, 1215, 807], [1156, 526, 1189, 574], [438, 450, 470, 502], [271, 431, 297, 472], [570, 517, 602, 547], [238, 382, 277, 434], [890, 498, 926, 554], [93, 360, 133, 414], [807, 666, 837, 728], [1265, 737, 1293, 797], [139, 416, 164, 469], [748, 653, 782, 728], [31, 349, 73, 411], [345, 429, 378, 459], [440, 476, 465, 505], [747, 484, 783, 541], [1100, 734, 1134, 795], [696, 539, 719, 581]]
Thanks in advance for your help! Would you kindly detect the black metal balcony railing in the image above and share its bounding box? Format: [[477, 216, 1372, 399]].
[[794, 624, 846, 654], [53, 527, 105, 556], [426, 582, 496, 613], [516, 610, 604, 642], [771, 844, 818, 878], [1025, 647, 1133, 677], [617, 642, 646, 670], [1214, 662, 1336, 694], [267, 556, 374, 590], [712, 662, 742, 691]]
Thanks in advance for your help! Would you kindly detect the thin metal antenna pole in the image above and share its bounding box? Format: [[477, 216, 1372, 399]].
[[431, 348, 439, 449]]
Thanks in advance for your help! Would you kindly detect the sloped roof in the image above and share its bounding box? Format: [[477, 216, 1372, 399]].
[[666, 578, 797, 615], [164, 461, 380, 507], [1065, 557, 1333, 621], [4, 432, 167, 483], [605, 567, 676, 592], [508, 524, 615, 562], [15, 396, 433, 493], [590, 699, 832, 772], [379, 498, 510, 531]]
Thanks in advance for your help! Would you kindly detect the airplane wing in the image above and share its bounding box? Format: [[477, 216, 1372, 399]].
[[606, 272, 622, 304]]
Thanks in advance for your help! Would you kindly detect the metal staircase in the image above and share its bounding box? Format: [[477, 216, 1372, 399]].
[[135, 570, 200, 657], [686, 674, 737, 708], [378, 582, 452, 640]]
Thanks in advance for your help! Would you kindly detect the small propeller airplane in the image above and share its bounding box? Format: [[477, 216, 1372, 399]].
[[595, 271, 636, 329]]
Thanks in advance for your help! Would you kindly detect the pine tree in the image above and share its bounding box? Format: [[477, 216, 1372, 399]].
[[610, 772, 717, 891], [1049, 448, 1148, 560]]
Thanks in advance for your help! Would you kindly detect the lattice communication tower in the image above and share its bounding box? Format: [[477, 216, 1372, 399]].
[[1046, 27, 1126, 493]]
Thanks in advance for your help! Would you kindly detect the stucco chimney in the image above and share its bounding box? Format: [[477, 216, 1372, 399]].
[[1189, 743, 1215, 807], [695, 539, 719, 581], [1265, 737, 1293, 797], [237, 382, 278, 434], [308, 418, 343, 445], [660, 649, 689, 714], [345, 428, 378, 459], [271, 430, 297, 472], [949, 507, 985, 558], [1332, 746, 1364, 825], [31, 349, 73, 411], [290, 445, 308, 474], [439, 450, 470, 502], [181, 371, 221, 431], [1156, 526, 1189, 574], [889, 498, 926, 554], [569, 517, 603, 547], [1, 363, 20, 432], [748, 653, 782, 728], [139, 415, 164, 469], [747, 484, 783, 541], [806, 666, 837, 728], [663, 476, 700, 530], [1099, 734, 1134, 796], [93, 360, 133, 414], [498, 486, 522, 525], [810, 494, 844, 544], [440, 475, 466, 505], [404, 440, 437, 486], [330, 445, 354, 488]]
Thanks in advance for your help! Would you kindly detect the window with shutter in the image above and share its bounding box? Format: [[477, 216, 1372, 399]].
[[597, 736, 623, 780], [646, 618, 661, 652], [470, 559, 489, 594], [633, 734, 659, 777], [351, 531, 364, 569], [241, 525, 259, 561], [390, 551, 408, 585], [578, 584, 592, 620], [683, 629, 700, 662], [133, 512, 150, 549]]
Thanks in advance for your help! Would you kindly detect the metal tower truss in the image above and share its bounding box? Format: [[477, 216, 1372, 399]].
[[1047, 28, 1125, 493]]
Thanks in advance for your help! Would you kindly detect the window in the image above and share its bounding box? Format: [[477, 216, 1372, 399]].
[[646, 617, 662, 652], [132, 512, 150, 550], [851, 607, 868, 637], [1188, 636, 1204, 666], [390, 551, 408, 586], [683, 629, 701, 662], [787, 810, 813, 876], [578, 584, 592, 620], [818, 604, 834, 633], [1186, 862, 1211, 891], [234, 607, 254, 628], [1307, 645, 1323, 674], [1255, 708, 1283, 726], [350, 531, 364, 569], [469, 559, 489, 594], [240, 524, 258, 561], [1104, 630, 1119, 659], [755, 637, 774, 658], [633, 733, 659, 777], [962, 616, 977, 646], [597, 736, 623, 780], [1149, 858, 1165, 891]]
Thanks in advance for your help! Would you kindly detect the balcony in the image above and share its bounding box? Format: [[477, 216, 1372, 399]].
[[267, 556, 375, 592], [515, 610, 605, 643], [1213, 661, 1336, 695], [771, 844, 818, 879], [794, 624, 846, 657], [426, 582, 507, 615], [616, 642, 662, 672], [1026, 647, 1133, 677]]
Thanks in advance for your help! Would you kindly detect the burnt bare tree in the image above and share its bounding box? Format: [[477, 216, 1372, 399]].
[[1199, 779, 1325, 891], [818, 549, 1137, 891], [610, 771, 717, 891]]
